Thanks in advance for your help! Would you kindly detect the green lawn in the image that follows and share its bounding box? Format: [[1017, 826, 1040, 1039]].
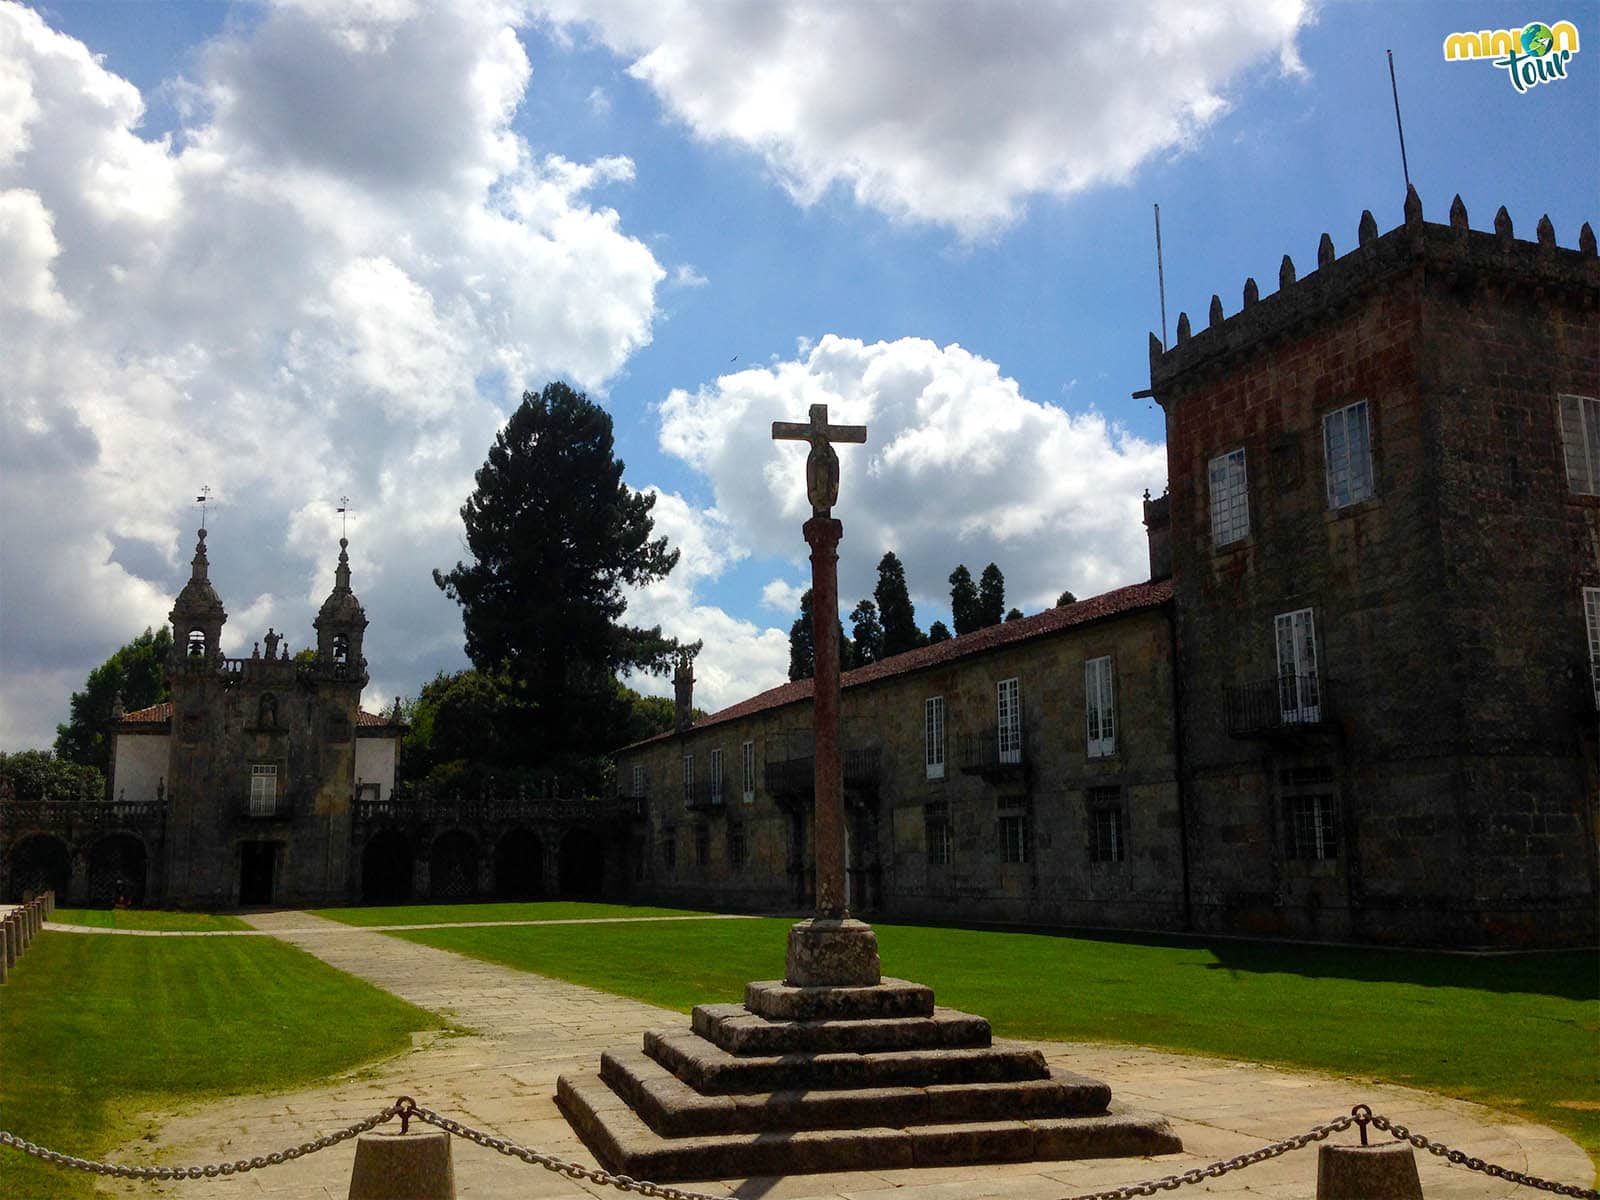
[[392, 914, 1600, 1171], [50, 907, 252, 931], [0, 931, 444, 1199], [312, 900, 719, 926]]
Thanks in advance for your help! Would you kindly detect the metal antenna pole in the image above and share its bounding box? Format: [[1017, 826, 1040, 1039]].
[[1387, 50, 1411, 191], [1154, 204, 1169, 352]]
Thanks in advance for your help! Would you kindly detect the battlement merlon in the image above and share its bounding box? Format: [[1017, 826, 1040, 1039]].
[[1147, 194, 1598, 406]]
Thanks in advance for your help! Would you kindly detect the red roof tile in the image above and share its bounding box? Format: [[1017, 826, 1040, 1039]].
[[111, 702, 400, 729], [618, 578, 1172, 752]]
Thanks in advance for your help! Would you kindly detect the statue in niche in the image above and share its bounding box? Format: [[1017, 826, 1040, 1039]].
[[258, 693, 278, 729]]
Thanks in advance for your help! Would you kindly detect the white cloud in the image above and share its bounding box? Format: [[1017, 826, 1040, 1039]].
[[537, 0, 1311, 236], [760, 578, 804, 612], [669, 262, 708, 288], [0, 0, 665, 749], [659, 335, 1166, 625]]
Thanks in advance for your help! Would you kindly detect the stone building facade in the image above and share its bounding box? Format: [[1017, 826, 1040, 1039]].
[[617, 582, 1184, 930], [621, 193, 1598, 948]]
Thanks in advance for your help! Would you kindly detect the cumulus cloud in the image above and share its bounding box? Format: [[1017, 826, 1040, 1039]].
[[0, 0, 665, 748], [537, 0, 1311, 235], [659, 335, 1166, 629]]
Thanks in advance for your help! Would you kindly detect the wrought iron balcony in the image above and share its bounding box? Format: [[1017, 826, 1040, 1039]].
[[682, 780, 730, 813], [353, 786, 638, 826], [959, 726, 1028, 781], [239, 795, 294, 821], [763, 746, 883, 803], [1225, 675, 1337, 738]]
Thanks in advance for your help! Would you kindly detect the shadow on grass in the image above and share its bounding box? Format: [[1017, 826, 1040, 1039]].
[[868, 917, 1600, 1002]]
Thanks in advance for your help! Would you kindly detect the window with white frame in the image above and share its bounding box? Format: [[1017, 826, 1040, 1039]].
[[1275, 609, 1322, 723], [924, 696, 945, 779], [1281, 766, 1339, 861], [999, 810, 1030, 864], [249, 764, 277, 816], [742, 740, 755, 803], [631, 764, 644, 798], [1089, 795, 1125, 864], [1208, 448, 1250, 546], [1323, 400, 1374, 508], [996, 678, 1021, 764], [710, 748, 724, 805], [1584, 587, 1600, 708], [682, 753, 694, 808], [1085, 656, 1116, 757], [1559, 395, 1600, 495], [924, 803, 952, 866]]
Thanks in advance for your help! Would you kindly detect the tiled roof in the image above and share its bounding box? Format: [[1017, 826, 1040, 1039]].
[[111, 702, 400, 729], [618, 578, 1172, 753]]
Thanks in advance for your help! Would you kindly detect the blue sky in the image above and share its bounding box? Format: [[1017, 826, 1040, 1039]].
[[2, 0, 1596, 749]]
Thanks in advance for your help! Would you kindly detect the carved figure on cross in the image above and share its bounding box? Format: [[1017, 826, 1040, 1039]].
[[771, 403, 868, 517]]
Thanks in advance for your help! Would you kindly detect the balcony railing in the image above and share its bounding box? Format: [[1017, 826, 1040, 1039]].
[[683, 780, 729, 812], [239, 795, 294, 821], [1225, 675, 1336, 737], [0, 798, 167, 835], [959, 725, 1028, 779], [354, 787, 638, 826], [763, 746, 883, 801]]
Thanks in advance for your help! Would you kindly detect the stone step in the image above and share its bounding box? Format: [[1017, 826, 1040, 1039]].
[[643, 1028, 1050, 1095], [556, 1071, 1182, 1183], [600, 1045, 1111, 1137], [692, 1003, 992, 1055], [745, 978, 934, 1021]]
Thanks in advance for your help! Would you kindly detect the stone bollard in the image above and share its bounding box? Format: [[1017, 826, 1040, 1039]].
[[1317, 1141, 1424, 1199], [0, 922, 8, 982], [29, 902, 40, 937], [2, 917, 15, 968], [10, 913, 24, 955], [347, 1130, 455, 1200], [45, 889, 55, 919]]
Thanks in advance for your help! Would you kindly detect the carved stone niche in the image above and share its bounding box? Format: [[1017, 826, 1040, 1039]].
[[1271, 433, 1305, 493]]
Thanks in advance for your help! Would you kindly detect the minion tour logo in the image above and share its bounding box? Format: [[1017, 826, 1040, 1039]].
[[1443, 20, 1580, 92]]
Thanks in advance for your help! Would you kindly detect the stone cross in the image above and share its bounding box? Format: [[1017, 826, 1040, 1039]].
[[771, 403, 867, 518], [772, 403, 867, 927]]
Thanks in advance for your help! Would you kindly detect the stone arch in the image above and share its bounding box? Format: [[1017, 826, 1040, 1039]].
[[87, 834, 148, 906], [362, 830, 413, 904], [493, 829, 544, 899], [6, 834, 71, 902], [558, 828, 606, 899], [428, 830, 478, 900]]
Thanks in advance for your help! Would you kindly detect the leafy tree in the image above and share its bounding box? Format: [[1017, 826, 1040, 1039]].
[[433, 382, 685, 782], [1005, 607, 1025, 622], [874, 551, 924, 657], [949, 565, 980, 636], [977, 562, 1007, 628], [849, 599, 883, 665], [54, 627, 173, 771], [787, 588, 851, 681], [0, 750, 105, 803], [1057, 589, 1078, 607], [927, 620, 952, 643]]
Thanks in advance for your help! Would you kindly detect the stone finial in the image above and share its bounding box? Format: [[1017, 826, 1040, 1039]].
[[1449, 194, 1468, 230], [1494, 205, 1513, 240], [1581, 222, 1597, 256], [673, 649, 695, 733], [1176, 311, 1191, 343], [252, 641, 261, 659], [110, 688, 125, 719], [392, 695, 403, 721], [1208, 294, 1224, 328], [1536, 214, 1555, 248], [1403, 184, 1422, 226], [1317, 233, 1335, 268], [1149, 331, 1163, 362], [1279, 255, 1296, 289], [1243, 277, 1259, 308], [1358, 210, 1378, 246]]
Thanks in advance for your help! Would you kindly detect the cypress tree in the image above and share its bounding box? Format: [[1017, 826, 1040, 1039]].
[[874, 551, 924, 657], [977, 562, 1006, 628], [948, 564, 980, 636]]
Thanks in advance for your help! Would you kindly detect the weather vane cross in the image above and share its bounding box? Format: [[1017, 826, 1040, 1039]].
[[337, 495, 351, 539], [771, 403, 868, 517], [195, 485, 212, 531]]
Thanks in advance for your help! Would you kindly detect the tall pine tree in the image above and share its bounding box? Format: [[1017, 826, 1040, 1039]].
[[874, 552, 924, 656], [949, 564, 979, 636], [849, 599, 883, 665], [787, 588, 852, 680], [977, 562, 1007, 628]]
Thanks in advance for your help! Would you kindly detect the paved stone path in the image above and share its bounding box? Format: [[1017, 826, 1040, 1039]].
[[94, 911, 1593, 1200], [44, 913, 758, 937]]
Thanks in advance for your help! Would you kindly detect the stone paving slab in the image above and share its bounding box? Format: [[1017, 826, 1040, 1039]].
[[87, 910, 1595, 1200], [44, 913, 758, 937]]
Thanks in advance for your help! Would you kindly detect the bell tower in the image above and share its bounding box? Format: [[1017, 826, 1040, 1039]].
[[168, 528, 227, 669], [314, 538, 369, 684]]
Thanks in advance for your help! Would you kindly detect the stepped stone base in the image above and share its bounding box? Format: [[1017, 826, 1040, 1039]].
[[557, 964, 1182, 1182]]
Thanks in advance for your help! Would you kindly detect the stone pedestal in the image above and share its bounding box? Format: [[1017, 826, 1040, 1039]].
[[1316, 1141, 1423, 1199], [347, 1129, 455, 1200], [785, 918, 880, 987]]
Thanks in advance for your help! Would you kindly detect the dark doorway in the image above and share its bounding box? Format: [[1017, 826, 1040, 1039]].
[[428, 831, 478, 900], [6, 835, 71, 902], [558, 829, 606, 899], [362, 831, 413, 903], [88, 835, 147, 906], [239, 841, 278, 905], [494, 829, 543, 899]]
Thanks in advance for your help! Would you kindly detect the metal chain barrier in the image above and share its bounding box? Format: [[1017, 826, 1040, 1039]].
[[0, 1104, 399, 1181], [1, 1098, 1596, 1199]]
